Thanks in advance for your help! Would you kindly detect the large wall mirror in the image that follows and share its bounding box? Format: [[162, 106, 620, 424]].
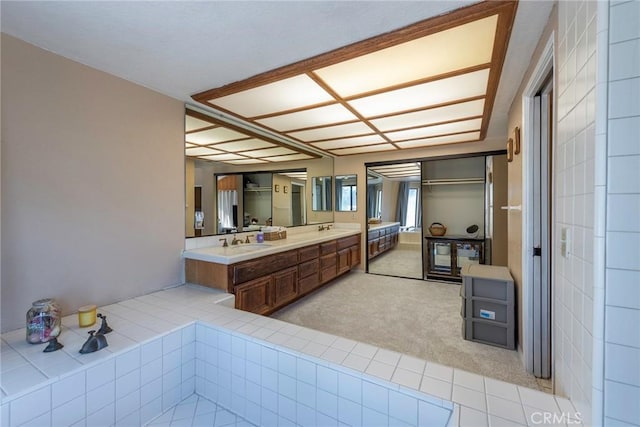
[[366, 163, 423, 279], [185, 107, 334, 238], [335, 174, 357, 211]]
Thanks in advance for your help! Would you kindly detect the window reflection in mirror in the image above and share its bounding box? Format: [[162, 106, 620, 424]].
[[311, 176, 332, 211], [367, 174, 383, 220], [335, 175, 357, 211]]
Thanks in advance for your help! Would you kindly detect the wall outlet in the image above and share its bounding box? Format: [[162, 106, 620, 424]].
[[561, 227, 570, 258], [479, 309, 496, 320]]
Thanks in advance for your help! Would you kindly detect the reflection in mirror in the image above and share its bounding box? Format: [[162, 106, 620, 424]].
[[366, 163, 423, 279], [335, 175, 357, 211], [185, 106, 335, 237], [311, 176, 332, 211], [213, 170, 307, 234]]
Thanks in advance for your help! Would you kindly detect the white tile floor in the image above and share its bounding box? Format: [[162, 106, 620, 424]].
[[1, 284, 581, 426], [147, 394, 255, 427]]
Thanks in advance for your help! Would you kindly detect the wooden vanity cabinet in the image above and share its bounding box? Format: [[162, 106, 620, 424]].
[[367, 224, 399, 260], [186, 233, 361, 315]]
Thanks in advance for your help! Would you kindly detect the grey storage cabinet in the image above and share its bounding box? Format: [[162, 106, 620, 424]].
[[460, 264, 515, 349]]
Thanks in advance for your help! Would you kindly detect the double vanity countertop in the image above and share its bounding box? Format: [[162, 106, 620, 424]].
[[183, 226, 361, 265]]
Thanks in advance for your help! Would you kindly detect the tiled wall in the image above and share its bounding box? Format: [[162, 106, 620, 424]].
[[1, 326, 196, 427], [194, 322, 453, 427], [554, 0, 599, 425], [604, 1, 640, 426], [1, 322, 453, 427]]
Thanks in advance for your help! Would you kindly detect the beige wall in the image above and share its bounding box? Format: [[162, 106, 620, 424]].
[[1, 35, 185, 332]]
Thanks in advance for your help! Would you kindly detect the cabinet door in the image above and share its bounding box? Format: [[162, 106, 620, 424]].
[[428, 240, 453, 275], [337, 248, 351, 275], [273, 266, 298, 307], [235, 276, 272, 315], [454, 241, 483, 276], [349, 244, 361, 267]]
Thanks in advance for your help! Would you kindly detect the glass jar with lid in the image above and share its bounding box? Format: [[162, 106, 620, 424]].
[[26, 298, 61, 344]]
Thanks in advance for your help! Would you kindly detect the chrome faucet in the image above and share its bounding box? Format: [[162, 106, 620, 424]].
[[245, 234, 254, 243], [231, 235, 242, 245], [219, 238, 228, 247]]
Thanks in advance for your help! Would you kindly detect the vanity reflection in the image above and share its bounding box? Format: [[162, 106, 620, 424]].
[[186, 157, 334, 237], [366, 166, 423, 279]]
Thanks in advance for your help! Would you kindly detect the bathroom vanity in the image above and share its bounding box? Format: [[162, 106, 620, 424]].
[[183, 229, 361, 315], [367, 222, 400, 259]]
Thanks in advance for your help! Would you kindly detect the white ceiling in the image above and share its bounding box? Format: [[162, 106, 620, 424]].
[[1, 1, 554, 146]]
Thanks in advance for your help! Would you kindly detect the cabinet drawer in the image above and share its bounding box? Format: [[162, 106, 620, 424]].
[[299, 274, 319, 294], [299, 259, 319, 278], [320, 240, 337, 255], [232, 250, 298, 284], [299, 245, 319, 262], [320, 265, 337, 283], [337, 234, 359, 250], [368, 230, 380, 240], [470, 299, 509, 323], [320, 253, 336, 269]]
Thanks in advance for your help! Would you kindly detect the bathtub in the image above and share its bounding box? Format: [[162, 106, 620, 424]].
[[399, 227, 422, 245]]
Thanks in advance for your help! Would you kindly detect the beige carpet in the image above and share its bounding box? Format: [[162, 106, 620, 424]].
[[272, 270, 542, 390], [368, 243, 423, 279]]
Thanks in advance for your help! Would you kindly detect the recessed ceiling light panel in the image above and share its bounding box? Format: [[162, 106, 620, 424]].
[[288, 121, 375, 142], [256, 104, 359, 131], [209, 74, 334, 117], [394, 131, 481, 149], [186, 127, 248, 145], [385, 118, 482, 141], [315, 15, 498, 97], [347, 69, 490, 118], [370, 99, 485, 132]]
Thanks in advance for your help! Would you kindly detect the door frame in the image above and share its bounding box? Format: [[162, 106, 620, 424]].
[[521, 34, 555, 378]]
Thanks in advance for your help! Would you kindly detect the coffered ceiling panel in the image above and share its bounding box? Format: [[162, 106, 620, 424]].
[[192, 1, 518, 157], [313, 15, 498, 98], [369, 99, 485, 132]]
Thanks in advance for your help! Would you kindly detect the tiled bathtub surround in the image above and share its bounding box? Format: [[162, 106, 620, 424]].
[[0, 285, 578, 426]]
